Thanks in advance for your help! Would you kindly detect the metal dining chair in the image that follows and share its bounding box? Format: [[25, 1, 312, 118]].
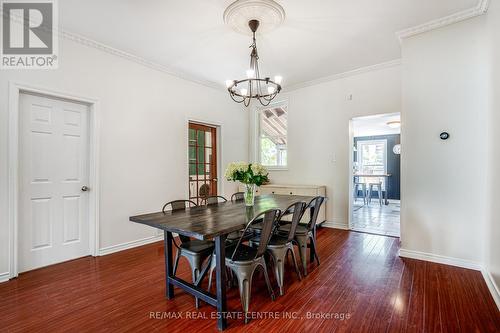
[[203, 195, 228, 205], [207, 209, 280, 324], [162, 200, 214, 307], [251, 201, 306, 296], [278, 196, 325, 276], [231, 192, 245, 202]]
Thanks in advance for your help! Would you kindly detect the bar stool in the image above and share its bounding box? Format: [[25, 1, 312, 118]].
[[368, 182, 383, 206], [354, 182, 367, 205]]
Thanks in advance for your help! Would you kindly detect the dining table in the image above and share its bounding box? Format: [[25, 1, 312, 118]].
[[129, 194, 316, 331]]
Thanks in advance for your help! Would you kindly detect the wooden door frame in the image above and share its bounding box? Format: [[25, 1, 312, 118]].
[[185, 118, 223, 204], [7, 82, 101, 279]]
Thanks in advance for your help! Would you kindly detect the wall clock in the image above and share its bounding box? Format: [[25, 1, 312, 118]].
[[393, 144, 401, 155]]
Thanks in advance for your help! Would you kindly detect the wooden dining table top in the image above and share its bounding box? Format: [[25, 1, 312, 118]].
[[129, 194, 316, 241]]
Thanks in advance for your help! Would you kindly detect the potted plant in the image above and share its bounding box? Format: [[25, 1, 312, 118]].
[[225, 162, 269, 206]]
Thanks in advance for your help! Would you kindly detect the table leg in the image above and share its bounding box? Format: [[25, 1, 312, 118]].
[[164, 231, 174, 299], [385, 183, 389, 205], [215, 235, 227, 330]]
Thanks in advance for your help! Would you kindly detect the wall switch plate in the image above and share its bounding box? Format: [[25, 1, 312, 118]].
[[346, 94, 353, 101]]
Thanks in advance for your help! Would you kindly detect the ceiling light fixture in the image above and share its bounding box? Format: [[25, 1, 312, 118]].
[[387, 121, 401, 129], [225, 19, 282, 107]]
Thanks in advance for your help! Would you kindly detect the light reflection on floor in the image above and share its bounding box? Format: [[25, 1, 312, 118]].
[[351, 200, 400, 237]]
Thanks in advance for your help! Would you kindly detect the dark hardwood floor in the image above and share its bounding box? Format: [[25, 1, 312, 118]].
[[0, 229, 498, 332]]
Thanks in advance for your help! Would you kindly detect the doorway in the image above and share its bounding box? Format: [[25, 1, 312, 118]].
[[188, 122, 218, 205], [349, 113, 401, 237], [18, 92, 92, 273]]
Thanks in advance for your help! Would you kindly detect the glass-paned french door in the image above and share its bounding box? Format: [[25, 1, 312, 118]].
[[188, 122, 217, 205]]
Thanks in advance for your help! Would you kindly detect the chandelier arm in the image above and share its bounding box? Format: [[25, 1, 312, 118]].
[[229, 91, 245, 104]]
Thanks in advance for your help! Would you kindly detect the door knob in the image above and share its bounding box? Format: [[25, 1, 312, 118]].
[[81, 186, 89, 192]]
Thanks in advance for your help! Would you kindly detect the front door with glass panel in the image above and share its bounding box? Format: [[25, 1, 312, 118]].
[[188, 123, 217, 205]]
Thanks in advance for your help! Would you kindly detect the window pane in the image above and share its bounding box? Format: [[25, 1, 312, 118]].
[[189, 163, 196, 176], [205, 147, 212, 164], [356, 139, 387, 188], [261, 137, 277, 166], [197, 130, 205, 147], [259, 104, 287, 167], [189, 128, 196, 143], [189, 146, 196, 162], [205, 131, 212, 147], [197, 146, 205, 165]]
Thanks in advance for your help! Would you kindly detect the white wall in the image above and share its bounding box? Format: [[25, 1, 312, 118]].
[[400, 17, 488, 264], [484, 0, 500, 301], [249, 65, 402, 226], [0, 38, 247, 276]]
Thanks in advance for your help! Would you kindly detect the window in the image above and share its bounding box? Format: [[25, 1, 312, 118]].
[[258, 104, 287, 168], [356, 139, 387, 188]]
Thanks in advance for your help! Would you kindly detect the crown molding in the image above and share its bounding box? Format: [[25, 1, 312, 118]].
[[396, 0, 490, 42], [59, 30, 221, 90], [285, 59, 402, 92]]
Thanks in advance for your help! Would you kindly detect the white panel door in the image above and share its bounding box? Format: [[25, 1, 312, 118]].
[[19, 93, 90, 273]]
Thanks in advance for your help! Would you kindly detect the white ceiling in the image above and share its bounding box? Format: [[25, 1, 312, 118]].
[[60, 0, 478, 88], [353, 113, 401, 137]]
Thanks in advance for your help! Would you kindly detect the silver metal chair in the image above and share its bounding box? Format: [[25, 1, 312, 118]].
[[203, 195, 228, 205], [231, 192, 245, 202], [207, 209, 280, 324], [368, 182, 383, 206], [354, 182, 367, 205], [278, 196, 325, 276], [162, 200, 214, 308], [251, 201, 306, 296]]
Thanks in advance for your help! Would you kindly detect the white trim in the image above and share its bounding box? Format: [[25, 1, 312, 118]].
[[99, 235, 163, 256], [481, 269, 500, 310], [0, 272, 9, 283], [399, 248, 482, 271], [60, 30, 220, 91], [396, 0, 490, 42], [323, 220, 349, 230], [285, 59, 402, 92], [7, 82, 100, 279]]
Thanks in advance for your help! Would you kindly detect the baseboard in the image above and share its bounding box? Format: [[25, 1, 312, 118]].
[[398, 248, 482, 271], [0, 272, 10, 283], [481, 269, 500, 310], [99, 235, 163, 256], [322, 220, 349, 230]]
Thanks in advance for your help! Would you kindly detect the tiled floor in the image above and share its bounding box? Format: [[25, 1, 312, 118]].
[[351, 199, 400, 237]]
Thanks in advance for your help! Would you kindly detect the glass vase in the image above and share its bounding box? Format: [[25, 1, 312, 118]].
[[243, 183, 256, 206]]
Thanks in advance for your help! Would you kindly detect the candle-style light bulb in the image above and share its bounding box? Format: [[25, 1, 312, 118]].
[[274, 75, 283, 85], [225, 80, 234, 88], [240, 88, 248, 96]]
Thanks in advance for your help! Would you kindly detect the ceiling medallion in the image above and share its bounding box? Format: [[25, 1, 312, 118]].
[[224, 0, 285, 107], [223, 0, 285, 35]]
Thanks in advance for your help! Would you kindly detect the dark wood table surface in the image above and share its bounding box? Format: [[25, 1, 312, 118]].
[[129, 194, 316, 331], [130, 194, 316, 240]]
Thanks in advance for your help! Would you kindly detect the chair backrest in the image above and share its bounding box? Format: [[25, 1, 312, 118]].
[[280, 202, 307, 242], [231, 192, 244, 202], [204, 195, 228, 206], [162, 200, 197, 243], [230, 208, 281, 261], [306, 196, 325, 231]]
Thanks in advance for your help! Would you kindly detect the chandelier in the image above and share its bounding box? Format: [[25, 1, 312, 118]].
[[225, 19, 282, 107]]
